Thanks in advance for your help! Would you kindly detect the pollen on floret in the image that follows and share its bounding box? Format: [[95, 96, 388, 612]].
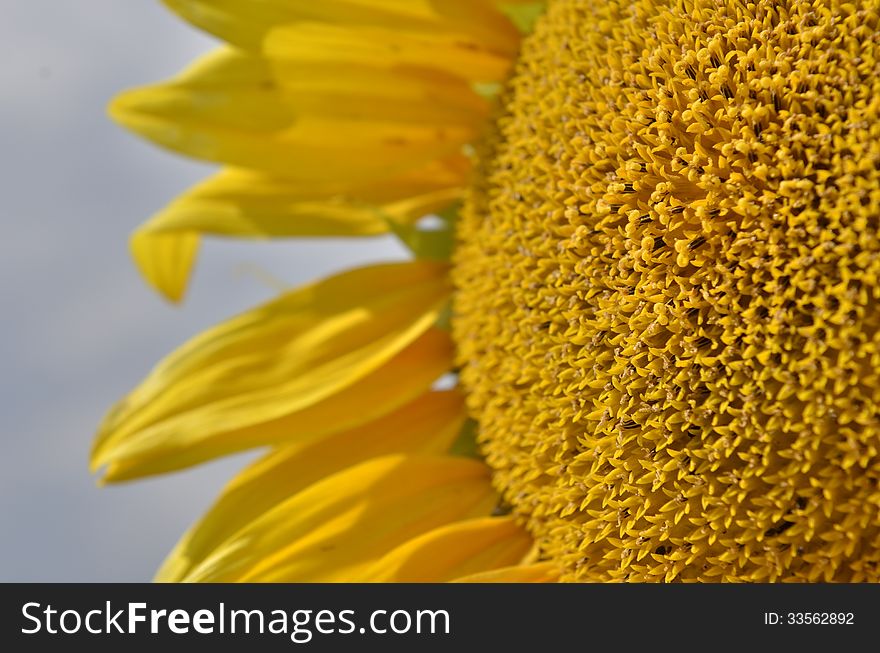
[[453, 0, 880, 581]]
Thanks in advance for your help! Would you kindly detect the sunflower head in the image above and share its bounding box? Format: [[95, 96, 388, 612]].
[[454, 0, 880, 582]]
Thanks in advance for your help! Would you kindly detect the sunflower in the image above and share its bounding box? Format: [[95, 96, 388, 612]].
[[94, 0, 880, 583]]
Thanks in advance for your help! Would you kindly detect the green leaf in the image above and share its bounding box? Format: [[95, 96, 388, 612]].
[[450, 419, 480, 459], [385, 204, 460, 261], [499, 2, 546, 34]]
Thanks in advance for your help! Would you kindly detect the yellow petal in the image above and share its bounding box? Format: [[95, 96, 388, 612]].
[[358, 517, 532, 582], [264, 21, 512, 85], [430, 0, 523, 53], [130, 156, 468, 301], [157, 389, 465, 582], [452, 562, 559, 583], [130, 229, 200, 303], [91, 261, 450, 479], [110, 47, 478, 181], [162, 0, 520, 55], [101, 328, 454, 482], [183, 454, 497, 582], [273, 64, 489, 125]]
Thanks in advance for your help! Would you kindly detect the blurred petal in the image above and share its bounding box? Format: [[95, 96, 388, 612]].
[[92, 261, 450, 479], [359, 517, 532, 582], [130, 156, 467, 301], [110, 48, 479, 181], [272, 64, 489, 125], [264, 21, 512, 84], [162, 0, 520, 55], [452, 562, 559, 583], [183, 455, 497, 582], [130, 228, 200, 303], [102, 327, 455, 482], [157, 389, 465, 581]]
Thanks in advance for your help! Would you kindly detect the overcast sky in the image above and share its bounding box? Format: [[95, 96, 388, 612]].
[[0, 0, 408, 581]]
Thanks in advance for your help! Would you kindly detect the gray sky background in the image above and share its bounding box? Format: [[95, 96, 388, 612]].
[[0, 0, 408, 581]]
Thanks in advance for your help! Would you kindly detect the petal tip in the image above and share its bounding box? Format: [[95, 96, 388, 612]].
[[107, 88, 147, 132], [129, 227, 198, 304]]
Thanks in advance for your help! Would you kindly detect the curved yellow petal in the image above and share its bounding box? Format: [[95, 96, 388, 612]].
[[162, 0, 520, 55], [92, 261, 449, 479], [452, 562, 559, 583], [130, 229, 200, 303], [273, 65, 489, 126], [264, 22, 512, 85], [110, 47, 479, 181], [101, 327, 454, 483], [430, 0, 523, 53], [183, 454, 497, 582], [157, 389, 465, 582], [130, 156, 468, 301], [358, 517, 532, 582]]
